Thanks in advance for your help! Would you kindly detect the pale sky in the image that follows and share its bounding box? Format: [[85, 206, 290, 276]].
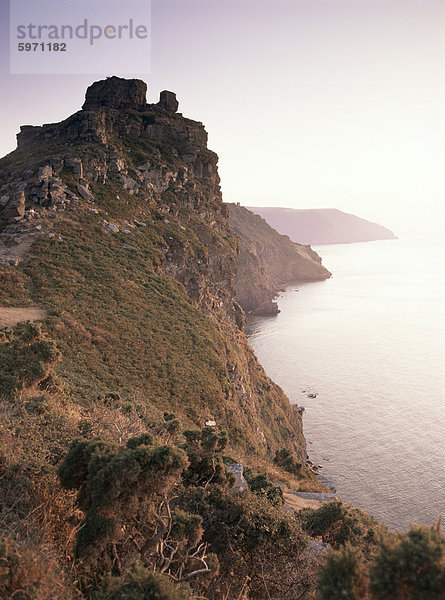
[[1, 0, 444, 234]]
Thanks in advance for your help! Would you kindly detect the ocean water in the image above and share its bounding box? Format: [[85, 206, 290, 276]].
[[246, 236, 445, 531]]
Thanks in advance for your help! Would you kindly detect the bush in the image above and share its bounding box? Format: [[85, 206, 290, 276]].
[[317, 544, 368, 600], [179, 486, 310, 599], [243, 469, 284, 506], [300, 501, 365, 548], [369, 525, 445, 600], [58, 434, 188, 561], [98, 565, 192, 600], [0, 535, 74, 600], [0, 322, 61, 396], [182, 427, 234, 488], [274, 448, 302, 476]]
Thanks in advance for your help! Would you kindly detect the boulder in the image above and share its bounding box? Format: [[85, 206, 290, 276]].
[[157, 90, 179, 113], [251, 300, 280, 316], [1, 192, 25, 222], [77, 184, 94, 202], [228, 463, 249, 493], [82, 76, 147, 112]]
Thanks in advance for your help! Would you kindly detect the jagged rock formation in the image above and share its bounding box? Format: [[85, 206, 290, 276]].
[[249, 206, 397, 245], [0, 76, 306, 462], [82, 76, 148, 111], [157, 90, 179, 112], [228, 203, 331, 314]]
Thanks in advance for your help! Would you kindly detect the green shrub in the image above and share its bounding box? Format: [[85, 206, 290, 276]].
[[369, 525, 445, 600], [0, 322, 61, 396], [243, 469, 284, 506], [182, 427, 234, 488], [98, 566, 192, 600], [58, 435, 188, 561], [179, 486, 309, 599], [300, 501, 365, 548], [317, 544, 368, 600], [274, 448, 302, 476]]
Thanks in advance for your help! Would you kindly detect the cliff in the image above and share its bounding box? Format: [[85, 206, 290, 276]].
[[0, 77, 306, 463], [1, 77, 435, 600], [228, 203, 331, 313], [248, 206, 397, 245]]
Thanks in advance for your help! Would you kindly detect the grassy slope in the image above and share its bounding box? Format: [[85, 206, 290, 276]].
[[0, 131, 311, 467]]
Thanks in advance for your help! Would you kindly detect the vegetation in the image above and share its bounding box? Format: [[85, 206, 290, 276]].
[[316, 544, 368, 600], [0, 321, 61, 395], [1, 83, 441, 600], [316, 524, 445, 599], [98, 567, 192, 600], [274, 448, 303, 477], [243, 467, 284, 506]]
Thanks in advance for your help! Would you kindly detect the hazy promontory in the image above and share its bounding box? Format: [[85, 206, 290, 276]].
[[248, 206, 397, 245], [228, 203, 331, 314]]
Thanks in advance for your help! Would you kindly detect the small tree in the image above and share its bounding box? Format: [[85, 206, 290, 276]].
[[300, 501, 365, 548], [243, 469, 284, 506]]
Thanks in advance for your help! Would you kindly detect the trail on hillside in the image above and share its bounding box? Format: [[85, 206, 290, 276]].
[[0, 307, 47, 328]]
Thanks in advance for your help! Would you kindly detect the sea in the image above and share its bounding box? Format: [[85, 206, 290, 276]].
[[246, 235, 445, 531]]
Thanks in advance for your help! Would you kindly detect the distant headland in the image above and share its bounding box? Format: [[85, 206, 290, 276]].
[[246, 206, 397, 245]]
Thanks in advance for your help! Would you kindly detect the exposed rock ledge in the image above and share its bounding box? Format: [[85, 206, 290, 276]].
[[228, 203, 331, 314]]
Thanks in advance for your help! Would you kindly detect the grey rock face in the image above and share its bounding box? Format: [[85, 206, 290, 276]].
[[82, 76, 148, 112], [1, 191, 25, 223], [157, 90, 179, 112], [228, 463, 249, 492]]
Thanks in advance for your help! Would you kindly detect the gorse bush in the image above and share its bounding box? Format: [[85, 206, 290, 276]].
[[300, 501, 370, 548], [58, 434, 188, 563], [179, 486, 311, 599], [0, 322, 61, 396], [98, 565, 192, 600], [316, 523, 445, 600], [274, 448, 303, 476], [181, 426, 235, 488], [369, 525, 445, 600], [316, 544, 368, 600], [243, 468, 284, 506]]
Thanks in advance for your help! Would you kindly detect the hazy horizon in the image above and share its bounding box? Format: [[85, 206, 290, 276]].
[[1, 0, 444, 236]]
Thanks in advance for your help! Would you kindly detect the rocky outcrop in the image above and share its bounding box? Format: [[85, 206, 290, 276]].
[[82, 76, 148, 111], [228, 203, 331, 313], [0, 191, 25, 223], [157, 90, 179, 112]]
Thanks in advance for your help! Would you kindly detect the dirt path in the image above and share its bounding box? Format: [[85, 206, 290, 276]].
[[0, 307, 47, 328], [283, 492, 322, 511]]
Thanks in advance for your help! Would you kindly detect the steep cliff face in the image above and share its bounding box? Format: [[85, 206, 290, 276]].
[[228, 203, 331, 313], [0, 77, 306, 461]]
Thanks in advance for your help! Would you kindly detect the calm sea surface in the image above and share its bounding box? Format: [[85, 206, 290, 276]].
[[246, 236, 445, 530]]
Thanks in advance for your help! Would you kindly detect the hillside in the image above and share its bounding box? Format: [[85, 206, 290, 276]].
[[227, 203, 331, 313], [0, 77, 308, 462], [248, 206, 397, 245], [1, 78, 440, 600]]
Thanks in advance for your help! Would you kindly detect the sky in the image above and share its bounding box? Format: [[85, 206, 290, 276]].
[[0, 0, 444, 235]]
